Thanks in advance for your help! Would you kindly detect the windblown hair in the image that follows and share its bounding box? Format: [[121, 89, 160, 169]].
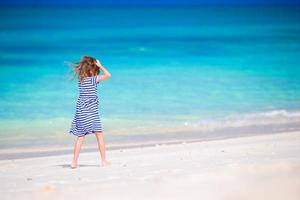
[[66, 56, 99, 84]]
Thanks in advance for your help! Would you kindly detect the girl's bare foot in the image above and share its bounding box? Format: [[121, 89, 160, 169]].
[[101, 160, 111, 167], [71, 161, 77, 169]]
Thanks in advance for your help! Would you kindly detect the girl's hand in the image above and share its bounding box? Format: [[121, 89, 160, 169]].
[[96, 59, 102, 68]]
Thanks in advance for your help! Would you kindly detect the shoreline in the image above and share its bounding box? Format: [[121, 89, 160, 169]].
[[1, 124, 300, 160]]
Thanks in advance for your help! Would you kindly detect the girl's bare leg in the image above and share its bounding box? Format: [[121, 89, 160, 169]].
[[94, 131, 110, 167], [71, 136, 85, 169]]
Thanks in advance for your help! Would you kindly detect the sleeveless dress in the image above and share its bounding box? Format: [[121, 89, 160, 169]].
[[69, 75, 103, 136]]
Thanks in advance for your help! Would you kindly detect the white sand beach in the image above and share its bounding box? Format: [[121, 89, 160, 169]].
[[1, 131, 300, 200]]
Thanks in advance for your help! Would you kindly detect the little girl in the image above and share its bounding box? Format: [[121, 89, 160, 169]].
[[69, 56, 111, 169]]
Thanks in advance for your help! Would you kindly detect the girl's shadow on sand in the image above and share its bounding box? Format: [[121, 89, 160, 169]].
[[58, 164, 100, 168]]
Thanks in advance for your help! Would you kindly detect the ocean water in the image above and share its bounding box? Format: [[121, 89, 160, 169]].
[[0, 6, 300, 150]]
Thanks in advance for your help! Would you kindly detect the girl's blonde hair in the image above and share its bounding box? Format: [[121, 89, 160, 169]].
[[66, 56, 100, 84]]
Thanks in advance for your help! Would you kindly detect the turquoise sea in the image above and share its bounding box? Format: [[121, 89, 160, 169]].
[[1, 6, 300, 154]]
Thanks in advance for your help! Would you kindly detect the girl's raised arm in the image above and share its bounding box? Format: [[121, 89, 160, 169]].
[[96, 59, 111, 83]]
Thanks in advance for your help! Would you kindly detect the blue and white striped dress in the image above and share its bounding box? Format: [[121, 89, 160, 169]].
[[69, 75, 103, 136]]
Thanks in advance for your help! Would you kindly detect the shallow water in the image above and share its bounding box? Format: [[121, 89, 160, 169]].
[[0, 6, 300, 149]]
